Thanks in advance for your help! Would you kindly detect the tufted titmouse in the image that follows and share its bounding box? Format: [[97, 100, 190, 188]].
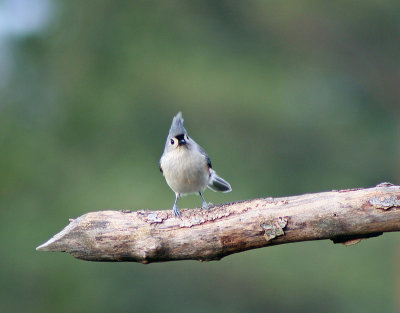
[[159, 112, 232, 217]]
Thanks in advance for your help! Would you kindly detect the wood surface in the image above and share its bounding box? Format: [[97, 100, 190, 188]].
[[36, 183, 400, 263]]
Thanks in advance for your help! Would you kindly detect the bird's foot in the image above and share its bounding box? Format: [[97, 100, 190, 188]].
[[173, 204, 181, 218], [201, 201, 213, 209]]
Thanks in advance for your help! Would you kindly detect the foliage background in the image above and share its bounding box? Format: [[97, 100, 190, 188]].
[[1, 1, 399, 312]]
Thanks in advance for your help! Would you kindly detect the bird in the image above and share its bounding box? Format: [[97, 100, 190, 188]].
[[159, 112, 232, 217]]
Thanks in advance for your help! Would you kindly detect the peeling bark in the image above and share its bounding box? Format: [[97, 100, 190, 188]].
[[36, 184, 400, 263]]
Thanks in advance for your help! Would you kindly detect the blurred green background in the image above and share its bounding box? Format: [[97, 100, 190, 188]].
[[1, 0, 400, 312]]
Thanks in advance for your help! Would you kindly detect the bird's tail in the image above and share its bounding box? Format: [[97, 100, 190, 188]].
[[208, 169, 232, 193]]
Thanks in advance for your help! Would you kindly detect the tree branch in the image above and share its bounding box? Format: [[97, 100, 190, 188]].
[[36, 183, 400, 263]]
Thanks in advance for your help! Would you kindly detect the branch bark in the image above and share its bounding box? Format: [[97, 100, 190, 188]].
[[36, 183, 400, 263]]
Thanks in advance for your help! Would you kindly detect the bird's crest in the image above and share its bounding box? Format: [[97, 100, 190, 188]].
[[168, 112, 187, 138]]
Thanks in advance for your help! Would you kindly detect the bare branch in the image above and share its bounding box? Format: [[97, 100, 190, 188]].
[[36, 183, 400, 263]]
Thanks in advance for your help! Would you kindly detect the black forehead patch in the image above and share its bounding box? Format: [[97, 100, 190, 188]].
[[175, 134, 185, 140]]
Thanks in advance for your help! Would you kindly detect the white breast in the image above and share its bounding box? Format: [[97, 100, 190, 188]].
[[160, 147, 209, 195]]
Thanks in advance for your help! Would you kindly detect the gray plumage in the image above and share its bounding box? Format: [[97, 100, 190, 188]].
[[159, 112, 231, 217], [167, 112, 187, 139]]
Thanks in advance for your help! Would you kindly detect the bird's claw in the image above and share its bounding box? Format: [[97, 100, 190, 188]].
[[173, 205, 181, 218], [201, 202, 212, 209]]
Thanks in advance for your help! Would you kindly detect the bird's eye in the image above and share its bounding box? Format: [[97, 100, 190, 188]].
[[170, 139, 175, 145], [184, 134, 189, 141]]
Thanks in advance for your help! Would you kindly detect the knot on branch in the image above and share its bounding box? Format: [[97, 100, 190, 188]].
[[261, 217, 288, 241], [369, 196, 400, 210]]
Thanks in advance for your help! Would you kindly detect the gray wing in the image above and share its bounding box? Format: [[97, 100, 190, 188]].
[[197, 143, 212, 169], [196, 142, 231, 193]]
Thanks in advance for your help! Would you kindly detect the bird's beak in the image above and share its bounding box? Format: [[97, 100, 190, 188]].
[[178, 138, 186, 146]]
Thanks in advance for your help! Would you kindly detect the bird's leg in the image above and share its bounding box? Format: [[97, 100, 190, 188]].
[[199, 192, 209, 209], [173, 193, 181, 217]]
